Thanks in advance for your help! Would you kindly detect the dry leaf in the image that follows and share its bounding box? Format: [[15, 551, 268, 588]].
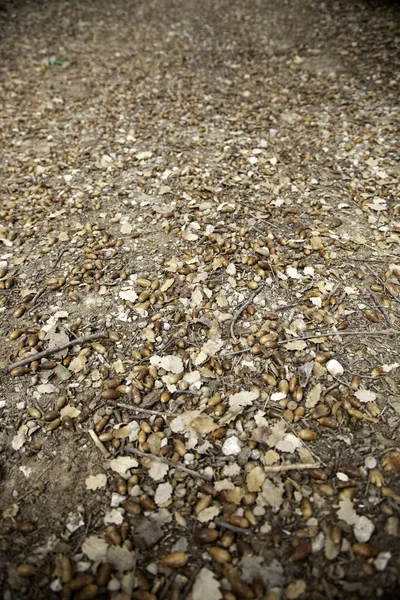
[[275, 433, 302, 453], [354, 516, 375, 542], [354, 388, 377, 403], [260, 479, 284, 509], [108, 456, 139, 477], [337, 498, 359, 525], [305, 384, 322, 408], [155, 482, 173, 505], [150, 354, 184, 374], [191, 416, 219, 435], [246, 466, 266, 492], [82, 535, 108, 562], [285, 579, 307, 599], [197, 506, 221, 522], [191, 568, 222, 600], [85, 474, 107, 490], [148, 461, 169, 481], [106, 544, 135, 571]]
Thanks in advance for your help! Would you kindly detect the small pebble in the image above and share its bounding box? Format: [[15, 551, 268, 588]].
[[326, 359, 344, 377], [222, 436, 242, 456], [365, 456, 377, 470]]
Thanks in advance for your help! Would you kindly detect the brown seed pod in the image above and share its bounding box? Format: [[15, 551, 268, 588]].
[[318, 416, 338, 429], [237, 539, 253, 557], [75, 584, 99, 600], [228, 515, 249, 529], [290, 543, 311, 562], [105, 525, 121, 546], [10, 366, 30, 377], [96, 562, 113, 587], [140, 494, 155, 511], [229, 578, 255, 599], [298, 429, 318, 441], [353, 543, 376, 558], [312, 405, 330, 419], [207, 546, 231, 564], [10, 329, 24, 340], [330, 524, 342, 546], [61, 416, 74, 431], [44, 410, 60, 422], [382, 451, 400, 472], [123, 499, 141, 515], [365, 309, 380, 323], [162, 552, 188, 569], [13, 305, 26, 319], [16, 564, 37, 577], [193, 528, 218, 544], [15, 521, 35, 534], [301, 498, 313, 518]]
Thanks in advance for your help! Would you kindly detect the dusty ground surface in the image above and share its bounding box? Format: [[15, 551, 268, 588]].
[[1, 0, 400, 599]]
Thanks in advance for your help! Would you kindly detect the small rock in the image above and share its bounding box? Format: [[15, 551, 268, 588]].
[[326, 359, 344, 377], [373, 551, 391, 571], [222, 436, 241, 456]]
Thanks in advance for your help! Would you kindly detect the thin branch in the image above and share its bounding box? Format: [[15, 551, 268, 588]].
[[277, 329, 399, 345], [365, 265, 400, 305], [88, 429, 110, 457], [215, 519, 251, 535], [117, 403, 176, 418], [230, 283, 265, 343], [365, 286, 393, 327], [7, 333, 107, 372], [124, 446, 213, 481], [263, 462, 320, 473]]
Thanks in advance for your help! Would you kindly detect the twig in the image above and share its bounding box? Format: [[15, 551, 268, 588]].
[[30, 286, 46, 307], [180, 566, 202, 599], [321, 578, 334, 600], [230, 283, 265, 343], [88, 429, 110, 457], [159, 572, 177, 600], [7, 333, 107, 372], [263, 462, 320, 473], [277, 329, 399, 345], [365, 286, 392, 327], [17, 457, 58, 501], [365, 265, 400, 305], [53, 248, 68, 268], [215, 519, 251, 535], [117, 403, 176, 418], [124, 447, 213, 481]]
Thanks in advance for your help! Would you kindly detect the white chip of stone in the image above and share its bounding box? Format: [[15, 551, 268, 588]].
[[364, 456, 377, 470], [373, 551, 391, 571], [222, 436, 241, 456], [326, 359, 344, 377], [336, 472, 349, 482]]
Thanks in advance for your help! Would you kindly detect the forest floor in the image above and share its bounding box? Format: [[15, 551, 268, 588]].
[[0, 0, 400, 599]]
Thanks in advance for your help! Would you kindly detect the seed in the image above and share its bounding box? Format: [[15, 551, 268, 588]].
[[28, 407, 41, 419], [58, 555, 74, 584], [162, 552, 188, 569], [10, 329, 24, 340], [102, 389, 121, 399], [195, 495, 212, 515], [310, 469, 328, 481], [290, 543, 311, 562], [193, 528, 218, 544], [318, 417, 338, 429], [13, 305, 26, 318], [140, 494, 155, 511], [366, 402, 380, 418], [75, 585, 99, 600], [365, 309, 380, 323], [229, 515, 249, 529], [301, 498, 313, 518], [92, 342, 107, 355], [137, 278, 151, 288], [318, 483, 335, 496], [262, 373, 277, 386], [55, 396, 68, 411], [123, 499, 141, 515], [62, 416, 74, 431], [369, 468, 384, 487], [278, 380, 289, 394], [106, 525, 121, 546], [237, 539, 253, 557], [220, 530, 235, 548], [247, 281, 259, 290], [312, 405, 330, 419], [47, 418, 61, 431], [370, 366, 383, 377], [15, 521, 35, 534], [69, 576, 96, 592], [353, 543, 376, 558], [293, 386, 303, 402], [330, 524, 342, 545], [16, 564, 37, 577], [174, 439, 187, 457], [96, 563, 113, 587], [10, 366, 30, 377], [299, 429, 318, 441], [44, 410, 60, 422], [207, 546, 231, 564], [230, 579, 255, 599], [315, 352, 331, 364]]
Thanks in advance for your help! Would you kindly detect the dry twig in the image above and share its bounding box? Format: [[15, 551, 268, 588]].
[[277, 329, 399, 345], [124, 446, 212, 481], [230, 283, 265, 343], [263, 462, 320, 473], [117, 403, 176, 418], [7, 333, 107, 372]]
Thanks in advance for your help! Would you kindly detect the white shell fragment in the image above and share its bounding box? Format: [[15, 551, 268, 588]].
[[326, 359, 344, 377], [222, 436, 241, 456]]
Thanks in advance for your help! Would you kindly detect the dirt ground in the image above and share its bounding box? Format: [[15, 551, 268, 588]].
[[0, 0, 400, 599]]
